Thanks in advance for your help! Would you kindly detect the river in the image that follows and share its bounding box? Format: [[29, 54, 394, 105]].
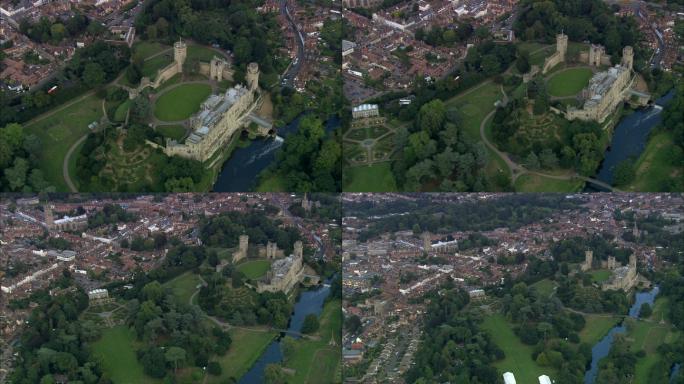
[[584, 286, 660, 384], [589, 90, 675, 189], [212, 116, 339, 192], [238, 281, 332, 383]]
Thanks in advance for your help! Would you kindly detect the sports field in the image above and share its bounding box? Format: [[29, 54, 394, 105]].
[[236, 260, 272, 279], [92, 326, 155, 384], [24, 93, 103, 190], [344, 163, 398, 192], [547, 68, 593, 97], [481, 314, 549, 383], [154, 84, 211, 121]]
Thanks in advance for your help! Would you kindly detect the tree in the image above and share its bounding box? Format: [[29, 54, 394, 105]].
[[82, 62, 106, 88], [613, 159, 635, 186], [516, 52, 531, 74], [164, 346, 186, 373], [264, 364, 287, 384], [301, 314, 320, 334], [524, 152, 540, 170], [345, 315, 362, 334], [281, 336, 296, 362], [207, 361, 222, 376], [639, 303, 652, 319], [417, 100, 446, 135]]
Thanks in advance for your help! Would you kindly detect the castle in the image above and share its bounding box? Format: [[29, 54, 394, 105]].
[[580, 250, 639, 291], [256, 240, 305, 294], [541, 34, 637, 124]]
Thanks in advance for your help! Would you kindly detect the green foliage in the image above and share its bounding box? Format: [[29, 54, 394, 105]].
[[301, 314, 320, 334], [0, 123, 53, 192]]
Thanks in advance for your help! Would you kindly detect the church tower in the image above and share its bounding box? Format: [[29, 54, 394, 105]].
[[44, 204, 54, 230], [421, 232, 431, 252]]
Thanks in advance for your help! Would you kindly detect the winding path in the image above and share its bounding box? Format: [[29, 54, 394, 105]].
[[478, 86, 617, 191]]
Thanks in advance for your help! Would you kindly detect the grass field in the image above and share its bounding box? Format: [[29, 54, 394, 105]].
[[624, 131, 683, 191], [92, 326, 155, 384], [631, 318, 680, 383], [236, 260, 272, 279], [579, 314, 621, 345], [284, 300, 341, 384], [531, 279, 557, 297], [164, 272, 201, 305], [187, 44, 222, 62], [590, 269, 612, 283], [133, 42, 169, 59], [156, 124, 186, 141], [24, 93, 103, 191], [154, 84, 211, 121], [481, 314, 549, 383], [114, 100, 131, 122], [207, 328, 277, 383], [514, 173, 585, 192], [142, 54, 173, 79], [547, 67, 593, 97], [445, 81, 501, 139], [256, 174, 287, 192], [344, 163, 398, 192]]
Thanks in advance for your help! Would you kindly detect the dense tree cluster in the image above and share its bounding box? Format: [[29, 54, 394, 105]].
[[414, 22, 474, 47], [9, 279, 110, 384], [200, 210, 301, 253], [19, 13, 99, 44], [135, 0, 285, 78], [555, 275, 630, 314], [0, 123, 53, 192], [405, 284, 503, 383], [261, 115, 341, 192], [514, 0, 641, 59], [551, 235, 633, 265]]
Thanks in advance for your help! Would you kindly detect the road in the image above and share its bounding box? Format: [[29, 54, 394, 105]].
[[279, 0, 305, 88]]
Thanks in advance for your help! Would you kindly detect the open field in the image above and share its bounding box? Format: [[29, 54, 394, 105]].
[[187, 44, 222, 62], [236, 259, 272, 279], [547, 67, 593, 97], [142, 54, 173, 79], [164, 272, 201, 304], [514, 173, 584, 192], [344, 163, 398, 192], [531, 279, 557, 297], [24, 93, 103, 190], [284, 300, 341, 384], [256, 174, 287, 192], [631, 316, 680, 383], [154, 84, 211, 121], [207, 328, 276, 383], [481, 314, 549, 383], [624, 131, 683, 191], [445, 81, 501, 139], [579, 314, 621, 345], [114, 100, 131, 122], [92, 326, 155, 384], [133, 41, 169, 59]]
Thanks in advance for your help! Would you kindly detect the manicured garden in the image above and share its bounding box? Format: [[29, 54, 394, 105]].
[[154, 83, 212, 121], [236, 259, 272, 279], [547, 67, 593, 97]]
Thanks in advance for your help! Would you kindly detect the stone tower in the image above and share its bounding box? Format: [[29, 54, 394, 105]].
[[630, 254, 637, 270], [607, 256, 616, 270], [210, 57, 227, 81], [589, 44, 605, 67], [266, 241, 278, 259], [246, 62, 259, 91], [294, 240, 303, 260], [421, 232, 431, 252], [174, 39, 187, 72], [239, 234, 249, 255], [632, 220, 639, 238], [44, 204, 54, 230], [556, 33, 568, 62], [622, 46, 634, 70], [581, 250, 593, 271]]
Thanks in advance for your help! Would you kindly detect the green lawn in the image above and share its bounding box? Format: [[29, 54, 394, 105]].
[[187, 44, 222, 62], [133, 41, 170, 60], [547, 67, 593, 97], [164, 272, 201, 305], [92, 326, 155, 384], [142, 54, 173, 79], [514, 173, 584, 192], [24, 93, 103, 191], [590, 269, 612, 283], [154, 84, 211, 121], [236, 259, 272, 279], [481, 314, 549, 383], [623, 131, 683, 191], [284, 300, 341, 384], [344, 163, 398, 192], [631, 319, 679, 383], [114, 100, 131, 122], [579, 314, 621, 345], [531, 279, 557, 298], [207, 328, 277, 383], [445, 81, 501, 139], [256, 174, 287, 192], [156, 124, 186, 141]]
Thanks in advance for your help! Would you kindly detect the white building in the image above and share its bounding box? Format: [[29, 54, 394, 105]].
[[352, 104, 380, 119], [503, 372, 517, 384], [539, 375, 552, 384]]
